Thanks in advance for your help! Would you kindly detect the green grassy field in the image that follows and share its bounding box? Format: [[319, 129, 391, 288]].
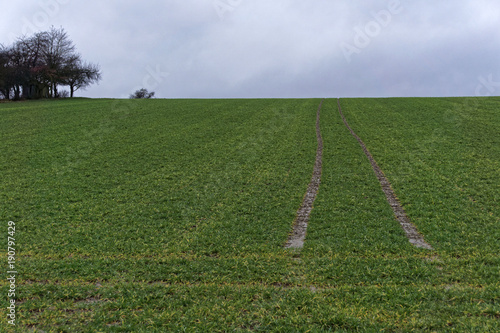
[[0, 98, 498, 332]]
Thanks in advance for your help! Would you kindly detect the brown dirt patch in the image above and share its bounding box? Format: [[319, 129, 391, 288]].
[[285, 99, 324, 249]]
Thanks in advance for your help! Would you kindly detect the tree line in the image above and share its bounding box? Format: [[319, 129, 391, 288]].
[[0, 27, 101, 100]]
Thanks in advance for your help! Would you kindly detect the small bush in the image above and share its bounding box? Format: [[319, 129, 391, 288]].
[[130, 88, 155, 99]]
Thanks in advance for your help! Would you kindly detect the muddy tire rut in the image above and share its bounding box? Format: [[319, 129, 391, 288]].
[[285, 99, 324, 249], [337, 99, 433, 250]]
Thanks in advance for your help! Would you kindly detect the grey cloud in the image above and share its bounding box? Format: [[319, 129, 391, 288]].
[[1, 0, 499, 98]]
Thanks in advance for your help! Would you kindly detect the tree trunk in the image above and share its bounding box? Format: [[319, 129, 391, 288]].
[[13, 85, 20, 100], [22, 84, 30, 99]]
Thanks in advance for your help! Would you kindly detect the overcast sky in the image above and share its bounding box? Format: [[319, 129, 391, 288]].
[[1, 0, 499, 98]]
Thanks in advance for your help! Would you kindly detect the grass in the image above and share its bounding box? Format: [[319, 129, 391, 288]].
[[338, 98, 499, 258], [0, 98, 498, 331], [1, 98, 318, 258]]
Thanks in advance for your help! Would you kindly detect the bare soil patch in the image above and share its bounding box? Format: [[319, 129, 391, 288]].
[[285, 99, 324, 249], [336, 99, 433, 250]]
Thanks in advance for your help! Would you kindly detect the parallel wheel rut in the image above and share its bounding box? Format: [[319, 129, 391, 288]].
[[337, 99, 433, 250]]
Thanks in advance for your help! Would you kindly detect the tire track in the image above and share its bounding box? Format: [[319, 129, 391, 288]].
[[337, 99, 433, 250], [285, 99, 324, 249]]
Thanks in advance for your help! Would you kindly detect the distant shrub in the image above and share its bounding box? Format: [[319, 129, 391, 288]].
[[130, 88, 155, 99]]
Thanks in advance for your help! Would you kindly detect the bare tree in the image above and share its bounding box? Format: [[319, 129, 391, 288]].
[[8, 38, 33, 99], [1, 27, 102, 99], [42, 27, 77, 98], [7, 32, 52, 99], [0, 45, 11, 99], [63, 60, 102, 97]]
